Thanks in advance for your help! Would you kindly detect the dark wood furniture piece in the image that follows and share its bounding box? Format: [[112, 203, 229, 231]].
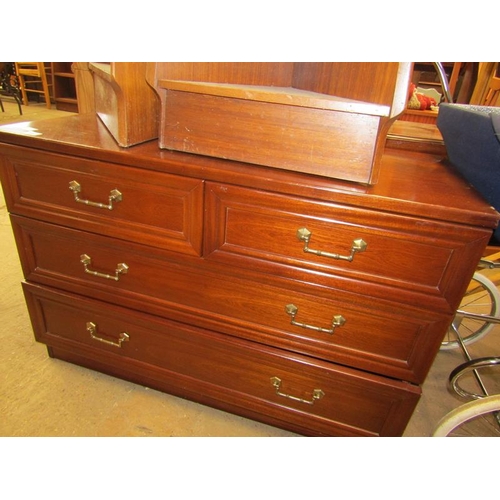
[[51, 63, 78, 112], [0, 113, 498, 436]]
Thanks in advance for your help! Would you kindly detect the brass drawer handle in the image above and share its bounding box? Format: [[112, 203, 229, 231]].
[[69, 180, 122, 210], [270, 377, 325, 405], [87, 322, 130, 348], [285, 303, 345, 334], [297, 227, 367, 262], [80, 254, 129, 281]]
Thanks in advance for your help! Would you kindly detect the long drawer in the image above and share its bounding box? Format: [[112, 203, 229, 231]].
[[0, 147, 204, 255], [23, 282, 421, 437], [204, 182, 489, 312], [12, 215, 450, 383]]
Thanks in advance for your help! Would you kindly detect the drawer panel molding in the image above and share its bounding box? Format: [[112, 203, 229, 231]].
[[205, 182, 490, 311], [1, 150, 204, 255]]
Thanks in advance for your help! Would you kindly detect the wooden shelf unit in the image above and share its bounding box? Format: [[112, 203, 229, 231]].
[[51, 63, 78, 112], [149, 62, 412, 184]]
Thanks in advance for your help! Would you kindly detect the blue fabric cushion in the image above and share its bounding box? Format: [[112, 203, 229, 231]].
[[437, 103, 500, 242]]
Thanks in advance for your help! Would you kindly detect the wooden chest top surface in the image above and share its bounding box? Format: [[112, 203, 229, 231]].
[[0, 113, 498, 231]]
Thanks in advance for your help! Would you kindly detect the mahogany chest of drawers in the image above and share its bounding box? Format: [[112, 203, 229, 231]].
[[0, 114, 498, 436]]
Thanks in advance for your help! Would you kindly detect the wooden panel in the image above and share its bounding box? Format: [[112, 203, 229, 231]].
[[1, 148, 204, 255], [160, 80, 390, 115], [292, 62, 406, 111], [12, 215, 450, 383], [23, 283, 421, 437], [150, 62, 409, 113], [90, 62, 159, 147], [150, 62, 294, 86], [72, 62, 95, 114], [160, 90, 381, 184]]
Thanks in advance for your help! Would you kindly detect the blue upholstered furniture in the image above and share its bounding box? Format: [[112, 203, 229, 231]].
[[437, 103, 500, 242]]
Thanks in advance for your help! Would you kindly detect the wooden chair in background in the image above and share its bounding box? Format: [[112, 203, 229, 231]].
[[14, 62, 53, 108], [483, 72, 500, 106], [470, 63, 500, 107]]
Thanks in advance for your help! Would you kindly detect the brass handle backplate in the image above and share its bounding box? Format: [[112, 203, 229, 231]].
[[69, 180, 122, 210], [285, 303, 345, 335], [297, 227, 367, 262], [87, 322, 130, 348], [80, 254, 129, 282], [270, 377, 325, 405]]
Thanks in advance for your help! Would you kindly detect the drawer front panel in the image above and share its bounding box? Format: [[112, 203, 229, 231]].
[[23, 283, 420, 437], [205, 183, 489, 311], [1, 148, 204, 255], [13, 215, 449, 383]]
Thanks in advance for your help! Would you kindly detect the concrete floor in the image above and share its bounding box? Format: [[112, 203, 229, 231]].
[[1, 99, 499, 438]]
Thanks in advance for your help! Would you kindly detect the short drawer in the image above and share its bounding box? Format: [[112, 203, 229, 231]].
[[23, 283, 421, 437], [0, 147, 204, 255], [205, 183, 489, 311], [13, 215, 449, 383]]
